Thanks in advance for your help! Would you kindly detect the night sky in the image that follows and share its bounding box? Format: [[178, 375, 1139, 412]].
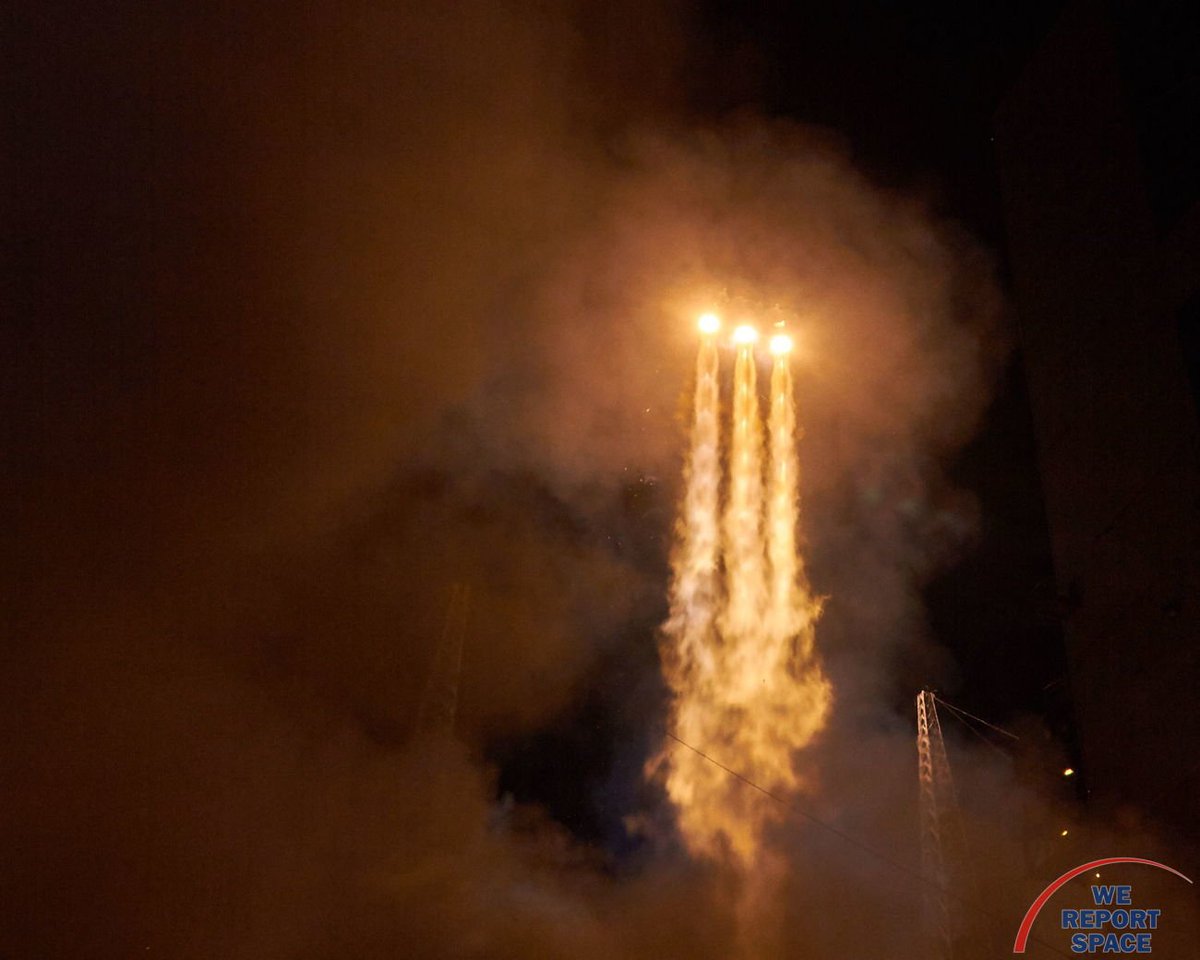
[[10, 2, 1192, 958], [494, 0, 1074, 841]]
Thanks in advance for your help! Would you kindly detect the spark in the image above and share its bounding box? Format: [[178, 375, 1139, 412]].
[[1063, 767, 1075, 777], [698, 312, 721, 335]]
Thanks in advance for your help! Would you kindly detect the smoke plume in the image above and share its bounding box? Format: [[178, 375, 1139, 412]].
[[10, 2, 1192, 959]]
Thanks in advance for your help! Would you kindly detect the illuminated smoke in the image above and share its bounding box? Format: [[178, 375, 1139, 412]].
[[722, 344, 769, 654], [659, 337, 722, 833], [766, 351, 825, 679], [657, 331, 831, 899]]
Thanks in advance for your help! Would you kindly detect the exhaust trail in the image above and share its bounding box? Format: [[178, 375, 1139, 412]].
[[767, 352, 802, 644], [658, 325, 830, 895], [721, 343, 768, 650], [658, 334, 724, 854], [665, 337, 722, 670], [764, 343, 829, 754]]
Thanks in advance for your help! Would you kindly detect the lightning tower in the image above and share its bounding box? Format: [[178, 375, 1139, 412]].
[[917, 689, 968, 960]]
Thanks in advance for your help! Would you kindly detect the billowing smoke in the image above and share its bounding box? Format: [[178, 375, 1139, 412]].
[[7, 2, 1195, 959]]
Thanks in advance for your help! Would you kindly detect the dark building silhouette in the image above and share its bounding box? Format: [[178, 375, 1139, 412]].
[[995, 0, 1200, 837]]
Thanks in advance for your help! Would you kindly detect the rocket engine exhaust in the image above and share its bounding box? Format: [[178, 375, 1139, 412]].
[[652, 317, 831, 951]]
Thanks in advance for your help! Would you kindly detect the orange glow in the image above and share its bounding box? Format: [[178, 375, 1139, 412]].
[[697, 312, 721, 335], [654, 336, 830, 875], [731, 324, 759, 346], [768, 333, 793, 356]]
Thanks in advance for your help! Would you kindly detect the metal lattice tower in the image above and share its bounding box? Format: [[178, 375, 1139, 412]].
[[417, 582, 470, 736], [917, 689, 968, 960]]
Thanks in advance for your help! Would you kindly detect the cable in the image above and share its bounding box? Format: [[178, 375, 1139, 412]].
[[933, 698, 1015, 759], [934, 694, 1020, 741], [937, 702, 1012, 758], [665, 730, 1075, 960]]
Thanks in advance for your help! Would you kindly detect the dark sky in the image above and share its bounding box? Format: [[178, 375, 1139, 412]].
[[709, 0, 1074, 711], [695, 2, 1063, 235], [494, 1, 1076, 840], [5, 3, 1115, 956]]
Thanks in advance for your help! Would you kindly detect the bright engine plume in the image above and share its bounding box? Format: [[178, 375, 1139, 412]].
[[654, 313, 830, 952], [731, 323, 760, 346], [698, 312, 722, 335]]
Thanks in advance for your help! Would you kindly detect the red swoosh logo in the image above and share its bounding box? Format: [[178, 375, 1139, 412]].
[[1014, 857, 1194, 953]]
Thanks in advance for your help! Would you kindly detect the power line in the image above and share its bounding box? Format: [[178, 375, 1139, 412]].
[[933, 698, 1018, 761], [931, 696, 1017, 744], [665, 730, 1074, 960], [937, 701, 1012, 758]]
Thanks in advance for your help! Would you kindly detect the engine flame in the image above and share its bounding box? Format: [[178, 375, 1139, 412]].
[[731, 324, 759, 346], [768, 333, 793, 356], [698, 312, 721, 335], [722, 343, 768, 654], [654, 333, 831, 895]]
